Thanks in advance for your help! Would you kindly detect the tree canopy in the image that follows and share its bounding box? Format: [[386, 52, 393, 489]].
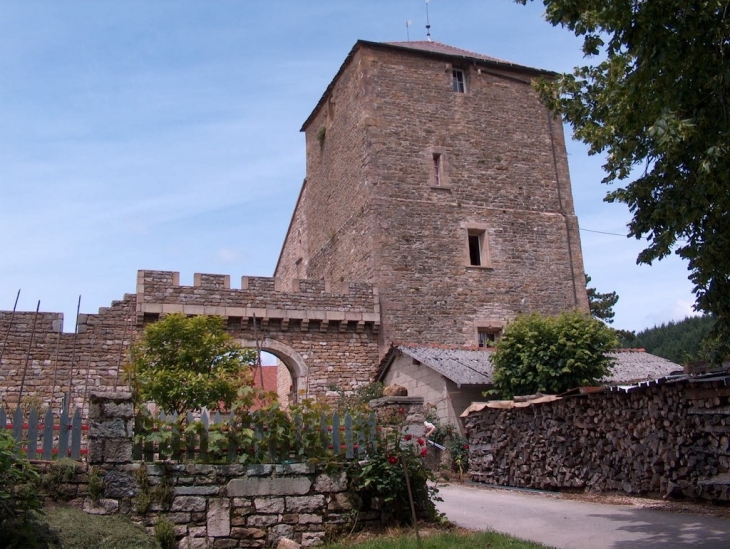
[[586, 273, 619, 323], [518, 0, 730, 348], [127, 314, 257, 415], [490, 311, 618, 398]]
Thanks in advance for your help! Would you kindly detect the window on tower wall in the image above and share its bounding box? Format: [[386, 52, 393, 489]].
[[433, 153, 442, 186], [464, 224, 492, 268], [477, 328, 500, 348], [452, 69, 466, 93]]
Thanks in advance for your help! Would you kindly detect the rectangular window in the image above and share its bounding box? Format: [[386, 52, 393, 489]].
[[478, 329, 499, 348], [468, 232, 482, 266], [465, 225, 491, 268], [433, 153, 442, 186], [452, 69, 466, 93]]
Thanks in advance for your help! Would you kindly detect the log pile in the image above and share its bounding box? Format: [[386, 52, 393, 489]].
[[465, 377, 730, 501]]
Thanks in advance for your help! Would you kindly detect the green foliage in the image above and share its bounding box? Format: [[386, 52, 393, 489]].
[[324, 530, 551, 549], [154, 517, 176, 549], [42, 505, 159, 549], [0, 431, 42, 531], [348, 409, 438, 525], [427, 420, 469, 476], [585, 274, 618, 324], [518, 0, 730, 351], [87, 467, 103, 503], [625, 314, 717, 365], [127, 313, 257, 415], [491, 312, 618, 398], [40, 459, 81, 502]]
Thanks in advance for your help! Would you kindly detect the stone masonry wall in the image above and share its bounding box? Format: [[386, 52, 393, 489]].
[[466, 378, 730, 501], [275, 41, 589, 355], [1, 269, 381, 414], [45, 392, 427, 548]]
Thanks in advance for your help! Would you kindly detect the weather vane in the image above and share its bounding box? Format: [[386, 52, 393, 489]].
[[425, 0, 432, 42]]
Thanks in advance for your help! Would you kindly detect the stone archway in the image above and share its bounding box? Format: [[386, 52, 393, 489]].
[[239, 338, 309, 404]]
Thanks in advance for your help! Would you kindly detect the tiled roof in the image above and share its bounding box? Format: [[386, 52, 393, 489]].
[[604, 350, 683, 384], [384, 41, 520, 67], [380, 344, 493, 386], [379, 345, 683, 388]]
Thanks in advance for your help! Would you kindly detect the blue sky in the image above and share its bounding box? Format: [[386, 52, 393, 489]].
[[0, 0, 696, 334]]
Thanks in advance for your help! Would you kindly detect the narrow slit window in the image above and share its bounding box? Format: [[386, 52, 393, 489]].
[[468, 233, 482, 266], [452, 69, 466, 93], [433, 153, 442, 186]]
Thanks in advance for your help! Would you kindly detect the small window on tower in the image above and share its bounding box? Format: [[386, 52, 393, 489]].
[[464, 225, 492, 268], [452, 69, 466, 93], [477, 328, 500, 348], [468, 231, 483, 266], [433, 153, 442, 186]]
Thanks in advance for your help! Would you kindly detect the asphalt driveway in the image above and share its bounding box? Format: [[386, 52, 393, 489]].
[[436, 482, 730, 548]]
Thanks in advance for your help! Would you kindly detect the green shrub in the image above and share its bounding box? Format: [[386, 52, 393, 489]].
[[0, 430, 43, 546], [348, 409, 438, 524], [491, 311, 618, 398], [154, 517, 177, 549]]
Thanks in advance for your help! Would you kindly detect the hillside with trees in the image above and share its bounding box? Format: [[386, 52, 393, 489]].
[[623, 315, 715, 365]]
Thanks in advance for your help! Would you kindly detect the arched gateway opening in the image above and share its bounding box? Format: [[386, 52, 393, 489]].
[[239, 338, 308, 405]]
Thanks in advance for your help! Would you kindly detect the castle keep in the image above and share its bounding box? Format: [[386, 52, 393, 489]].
[[276, 40, 588, 354], [0, 40, 587, 410]]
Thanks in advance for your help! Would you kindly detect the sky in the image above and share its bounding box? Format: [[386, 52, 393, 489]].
[[0, 0, 698, 335]]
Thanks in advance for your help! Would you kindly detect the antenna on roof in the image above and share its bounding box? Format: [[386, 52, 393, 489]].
[[406, 19, 412, 41], [425, 0, 432, 42]]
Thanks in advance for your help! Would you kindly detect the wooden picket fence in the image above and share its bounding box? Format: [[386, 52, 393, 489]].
[[1, 406, 86, 460], [133, 408, 380, 464]]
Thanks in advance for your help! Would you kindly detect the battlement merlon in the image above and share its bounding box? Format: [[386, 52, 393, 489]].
[[135, 270, 381, 325]]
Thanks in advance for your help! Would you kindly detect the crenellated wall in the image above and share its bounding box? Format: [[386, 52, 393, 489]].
[[0, 270, 381, 413]]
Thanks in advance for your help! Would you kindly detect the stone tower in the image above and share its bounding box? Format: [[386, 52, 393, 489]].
[[275, 40, 589, 355]]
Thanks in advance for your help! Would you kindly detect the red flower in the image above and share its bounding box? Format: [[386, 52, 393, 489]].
[[417, 438, 425, 446], [404, 434, 413, 441], [463, 444, 470, 450], [398, 407, 405, 414], [327, 426, 332, 431], [327, 445, 334, 450], [420, 447, 428, 457], [388, 455, 398, 465]]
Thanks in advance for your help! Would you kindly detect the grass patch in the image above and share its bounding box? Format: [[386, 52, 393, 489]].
[[40, 506, 159, 549], [325, 530, 552, 549]]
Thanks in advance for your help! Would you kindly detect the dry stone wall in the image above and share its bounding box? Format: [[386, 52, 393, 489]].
[[466, 377, 730, 501]]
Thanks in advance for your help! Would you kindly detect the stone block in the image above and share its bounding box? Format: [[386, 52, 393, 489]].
[[277, 538, 302, 549], [313, 472, 347, 493], [275, 463, 315, 475], [208, 498, 231, 537], [103, 470, 139, 498], [172, 496, 207, 512], [247, 514, 279, 527], [254, 497, 285, 513], [327, 492, 353, 511], [298, 514, 322, 524], [286, 495, 325, 513], [83, 498, 119, 515], [228, 477, 311, 497], [268, 524, 295, 547], [213, 540, 238, 549], [175, 485, 221, 496], [230, 527, 266, 540], [301, 532, 326, 547], [103, 439, 133, 463], [245, 464, 273, 477], [168, 512, 192, 524], [102, 400, 134, 419]]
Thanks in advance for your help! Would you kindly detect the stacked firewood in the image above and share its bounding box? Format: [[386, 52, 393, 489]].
[[465, 378, 730, 501]]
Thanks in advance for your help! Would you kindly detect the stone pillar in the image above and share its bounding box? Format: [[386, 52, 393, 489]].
[[87, 391, 134, 465], [368, 396, 425, 439]]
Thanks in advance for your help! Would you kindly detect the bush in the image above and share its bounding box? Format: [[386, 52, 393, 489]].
[[348, 409, 438, 524], [491, 311, 618, 398], [127, 313, 257, 415], [0, 431, 43, 546]]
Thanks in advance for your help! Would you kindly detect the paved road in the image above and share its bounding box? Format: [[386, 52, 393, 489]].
[[436, 482, 730, 548]]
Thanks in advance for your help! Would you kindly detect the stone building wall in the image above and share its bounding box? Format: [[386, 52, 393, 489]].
[[275, 40, 589, 354], [465, 377, 730, 501], [1, 270, 381, 413]]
